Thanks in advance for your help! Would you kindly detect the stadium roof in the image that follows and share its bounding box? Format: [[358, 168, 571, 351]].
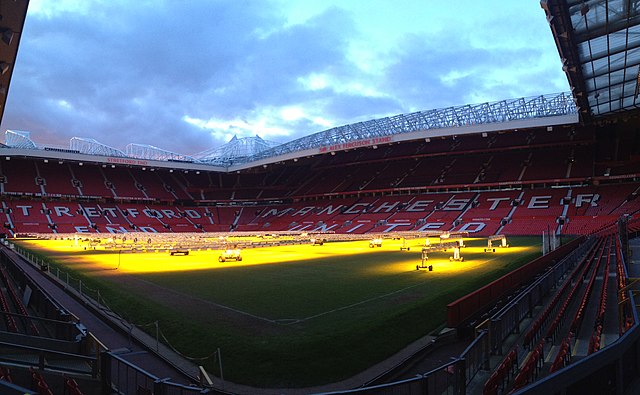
[[4, 0, 622, 171], [245, 92, 578, 167], [543, 0, 640, 120], [3, 92, 579, 170], [194, 135, 280, 165]]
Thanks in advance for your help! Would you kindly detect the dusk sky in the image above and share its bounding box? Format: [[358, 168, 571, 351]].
[[0, 0, 570, 156]]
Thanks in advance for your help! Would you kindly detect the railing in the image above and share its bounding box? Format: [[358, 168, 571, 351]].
[[0, 250, 88, 353], [317, 236, 598, 394], [9, 243, 116, 321], [3, 242, 212, 394], [102, 352, 213, 395], [459, 330, 490, 384], [315, 360, 465, 395], [512, 285, 640, 394], [0, 380, 35, 395], [447, 236, 586, 328], [487, 237, 594, 355], [0, 340, 98, 377]]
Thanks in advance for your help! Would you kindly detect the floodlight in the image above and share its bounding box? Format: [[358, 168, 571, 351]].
[[0, 62, 9, 75], [1, 29, 13, 46], [580, 3, 589, 15]]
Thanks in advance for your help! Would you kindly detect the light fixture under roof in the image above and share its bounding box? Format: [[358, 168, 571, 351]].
[[1, 29, 14, 46]]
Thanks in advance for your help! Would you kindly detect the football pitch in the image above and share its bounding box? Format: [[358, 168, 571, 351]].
[[16, 235, 541, 387]]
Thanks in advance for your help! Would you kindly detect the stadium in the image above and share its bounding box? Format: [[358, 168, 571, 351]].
[[0, 0, 639, 394]]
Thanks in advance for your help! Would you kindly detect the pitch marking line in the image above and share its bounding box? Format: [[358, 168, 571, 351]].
[[283, 254, 506, 324], [134, 254, 505, 326], [134, 277, 279, 324]]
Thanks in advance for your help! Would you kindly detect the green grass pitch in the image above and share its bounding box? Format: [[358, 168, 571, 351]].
[[16, 236, 541, 387]]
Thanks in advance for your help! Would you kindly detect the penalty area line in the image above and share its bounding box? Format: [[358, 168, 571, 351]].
[[282, 254, 507, 325], [283, 279, 432, 325], [134, 278, 279, 324]]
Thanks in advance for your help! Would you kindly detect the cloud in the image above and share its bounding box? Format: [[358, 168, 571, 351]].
[[4, 1, 288, 153], [380, 26, 567, 113], [1, 1, 569, 157]]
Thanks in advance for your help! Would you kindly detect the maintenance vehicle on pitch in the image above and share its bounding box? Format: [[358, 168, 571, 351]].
[[219, 247, 242, 262], [369, 237, 383, 248]]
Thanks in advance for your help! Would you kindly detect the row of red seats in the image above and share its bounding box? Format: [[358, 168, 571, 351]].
[[615, 237, 636, 335], [482, 348, 518, 395], [30, 368, 53, 395], [0, 134, 601, 201], [616, 236, 627, 291], [522, 243, 590, 347], [522, 279, 568, 348], [522, 238, 601, 347], [1, 192, 633, 236], [0, 365, 12, 383], [0, 267, 39, 336], [0, 282, 17, 332], [567, 236, 609, 336], [627, 216, 640, 233], [548, 236, 608, 375], [588, 237, 612, 354], [64, 376, 84, 395], [588, 323, 604, 355], [511, 341, 545, 392], [544, 238, 605, 343], [548, 336, 572, 373], [30, 368, 85, 395]]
